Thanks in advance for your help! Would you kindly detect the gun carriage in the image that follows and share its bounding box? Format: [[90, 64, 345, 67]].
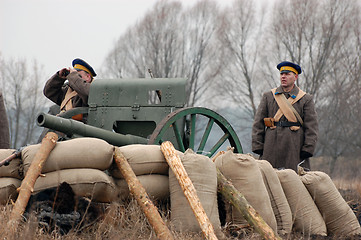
[[37, 78, 242, 157]]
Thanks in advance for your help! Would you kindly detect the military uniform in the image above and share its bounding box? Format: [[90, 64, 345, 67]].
[[43, 71, 91, 109], [252, 62, 318, 171], [0, 90, 10, 149], [43, 58, 96, 111], [39, 59, 96, 142]]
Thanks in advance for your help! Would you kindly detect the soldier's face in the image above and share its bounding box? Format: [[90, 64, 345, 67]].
[[78, 70, 92, 83], [280, 72, 297, 90]]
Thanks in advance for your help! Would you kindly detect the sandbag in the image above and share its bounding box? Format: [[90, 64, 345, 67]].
[[22, 138, 114, 174], [276, 169, 327, 236], [33, 168, 116, 203], [215, 150, 277, 232], [169, 149, 223, 238], [0, 177, 21, 204], [109, 144, 182, 178], [0, 149, 23, 179], [257, 160, 292, 235], [114, 174, 169, 201], [300, 171, 361, 236]]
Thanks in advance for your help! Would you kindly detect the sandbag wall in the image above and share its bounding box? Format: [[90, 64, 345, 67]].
[[215, 150, 278, 233], [214, 149, 361, 238], [1, 138, 360, 238], [21, 138, 116, 203], [108, 144, 172, 202], [169, 149, 223, 238], [0, 149, 23, 204]]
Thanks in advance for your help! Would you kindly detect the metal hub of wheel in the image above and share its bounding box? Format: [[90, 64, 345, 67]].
[[148, 107, 243, 157]]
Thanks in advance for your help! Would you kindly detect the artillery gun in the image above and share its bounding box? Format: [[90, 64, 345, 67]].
[[37, 78, 242, 157]]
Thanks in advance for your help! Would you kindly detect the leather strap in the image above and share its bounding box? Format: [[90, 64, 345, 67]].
[[271, 88, 306, 130], [60, 88, 78, 111]]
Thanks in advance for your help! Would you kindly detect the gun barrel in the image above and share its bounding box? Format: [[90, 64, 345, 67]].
[[36, 113, 148, 146]]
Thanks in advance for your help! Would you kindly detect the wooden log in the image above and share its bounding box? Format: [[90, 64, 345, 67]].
[[113, 147, 174, 240], [217, 167, 280, 240], [160, 141, 218, 240], [8, 132, 58, 229]]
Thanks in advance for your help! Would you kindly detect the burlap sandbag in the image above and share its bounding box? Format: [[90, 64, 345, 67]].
[[0, 149, 23, 179], [114, 174, 169, 201], [33, 168, 116, 203], [169, 149, 223, 238], [22, 138, 114, 174], [0, 177, 21, 204], [257, 160, 292, 235], [276, 169, 327, 236], [215, 150, 277, 232], [110, 144, 182, 178], [300, 171, 361, 236]]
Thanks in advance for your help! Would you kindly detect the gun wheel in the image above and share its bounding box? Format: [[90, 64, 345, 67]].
[[148, 107, 242, 157]]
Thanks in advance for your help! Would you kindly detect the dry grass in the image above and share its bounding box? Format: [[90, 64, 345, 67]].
[[0, 199, 210, 240], [1, 195, 359, 240], [0, 156, 359, 239]]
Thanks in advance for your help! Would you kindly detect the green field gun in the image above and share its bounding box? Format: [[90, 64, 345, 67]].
[[37, 78, 243, 157]]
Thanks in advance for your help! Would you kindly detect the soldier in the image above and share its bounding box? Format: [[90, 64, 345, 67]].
[[38, 58, 96, 142], [0, 90, 10, 149], [252, 61, 318, 171], [43, 58, 97, 121]]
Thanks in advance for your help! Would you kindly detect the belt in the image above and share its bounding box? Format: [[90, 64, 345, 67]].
[[274, 121, 301, 127]]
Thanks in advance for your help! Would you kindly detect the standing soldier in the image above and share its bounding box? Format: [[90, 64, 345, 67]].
[[252, 61, 318, 171], [0, 90, 10, 149]]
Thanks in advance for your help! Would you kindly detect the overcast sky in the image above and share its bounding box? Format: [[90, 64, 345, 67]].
[[0, 0, 234, 78]]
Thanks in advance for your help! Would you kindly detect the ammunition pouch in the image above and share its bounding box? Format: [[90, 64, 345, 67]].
[[264, 118, 275, 128]]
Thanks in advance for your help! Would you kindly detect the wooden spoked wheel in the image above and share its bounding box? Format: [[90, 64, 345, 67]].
[[148, 107, 243, 157]]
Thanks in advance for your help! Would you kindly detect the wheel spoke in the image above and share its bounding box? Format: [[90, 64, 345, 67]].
[[172, 122, 185, 152], [197, 118, 214, 154], [148, 107, 242, 157], [189, 114, 196, 150], [206, 132, 230, 157]]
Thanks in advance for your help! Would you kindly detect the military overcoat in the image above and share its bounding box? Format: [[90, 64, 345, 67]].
[[0, 90, 10, 149], [43, 71, 91, 108], [252, 86, 318, 171]]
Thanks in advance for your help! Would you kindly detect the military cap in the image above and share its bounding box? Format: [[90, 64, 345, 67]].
[[72, 58, 97, 77], [277, 61, 302, 75]]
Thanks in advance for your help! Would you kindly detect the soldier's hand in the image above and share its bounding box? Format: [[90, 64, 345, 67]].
[[300, 151, 312, 160], [59, 68, 70, 78]]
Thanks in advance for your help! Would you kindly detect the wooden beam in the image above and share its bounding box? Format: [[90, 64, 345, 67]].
[[113, 147, 174, 240], [8, 132, 58, 229], [161, 141, 218, 240], [217, 167, 281, 240]]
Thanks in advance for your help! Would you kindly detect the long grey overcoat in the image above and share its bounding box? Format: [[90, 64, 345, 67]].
[[0, 90, 10, 149], [252, 86, 318, 171]]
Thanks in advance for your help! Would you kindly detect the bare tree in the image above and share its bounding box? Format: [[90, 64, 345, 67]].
[[179, 0, 220, 106], [215, 0, 268, 119], [0, 56, 48, 148], [316, 1, 361, 174], [103, 0, 221, 107]]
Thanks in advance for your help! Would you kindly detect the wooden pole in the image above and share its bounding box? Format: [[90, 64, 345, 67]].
[[217, 167, 281, 240], [160, 141, 218, 240], [8, 132, 58, 229], [113, 147, 174, 240]]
